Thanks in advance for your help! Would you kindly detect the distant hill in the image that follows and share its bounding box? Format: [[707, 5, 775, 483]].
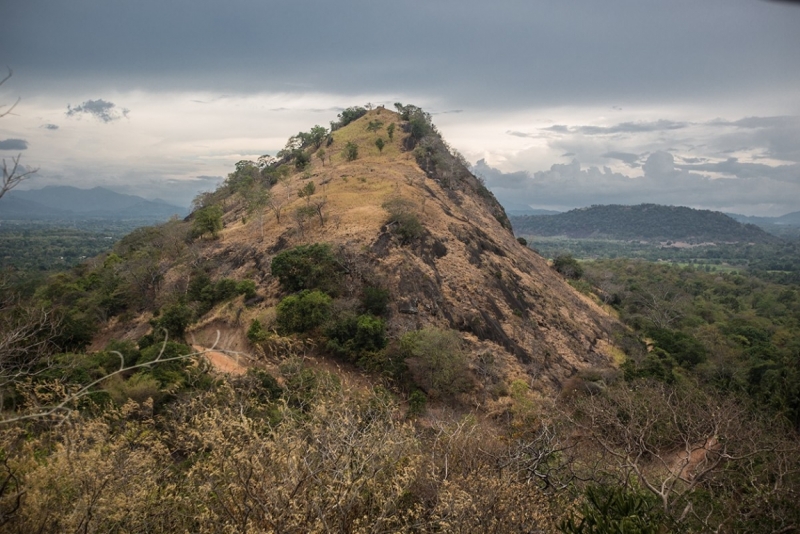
[[0, 186, 188, 221], [726, 211, 800, 239], [510, 204, 779, 244]]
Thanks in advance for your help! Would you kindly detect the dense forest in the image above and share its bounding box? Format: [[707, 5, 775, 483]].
[[0, 107, 798, 533], [523, 237, 800, 284]]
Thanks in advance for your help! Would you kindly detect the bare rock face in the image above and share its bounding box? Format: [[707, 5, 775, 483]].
[[106, 108, 625, 397]]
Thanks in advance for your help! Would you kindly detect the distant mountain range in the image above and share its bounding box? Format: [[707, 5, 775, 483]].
[[0, 186, 188, 221], [510, 204, 780, 244], [727, 211, 800, 227]]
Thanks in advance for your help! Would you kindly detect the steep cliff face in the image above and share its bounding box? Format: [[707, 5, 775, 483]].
[[99, 107, 624, 397]]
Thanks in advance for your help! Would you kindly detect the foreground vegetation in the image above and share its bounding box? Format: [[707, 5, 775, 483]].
[[0, 106, 798, 532]]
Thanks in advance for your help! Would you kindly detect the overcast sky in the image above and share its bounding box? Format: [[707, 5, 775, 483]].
[[1, 0, 799, 215]]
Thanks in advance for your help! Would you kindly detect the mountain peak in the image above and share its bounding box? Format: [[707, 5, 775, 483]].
[[102, 105, 623, 395]]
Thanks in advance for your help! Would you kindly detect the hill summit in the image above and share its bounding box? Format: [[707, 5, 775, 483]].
[[89, 105, 622, 398]]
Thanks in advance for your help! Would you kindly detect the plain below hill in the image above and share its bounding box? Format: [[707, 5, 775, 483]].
[[511, 203, 780, 244], [0, 185, 188, 221]]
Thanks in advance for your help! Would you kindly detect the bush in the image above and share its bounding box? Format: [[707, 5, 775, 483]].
[[247, 318, 269, 344], [137, 341, 193, 390], [236, 280, 257, 300], [361, 286, 390, 316], [383, 197, 423, 243], [105, 339, 141, 368], [192, 205, 223, 239], [213, 278, 239, 301], [560, 485, 663, 534], [270, 243, 343, 295], [553, 254, 584, 279], [407, 389, 427, 417], [325, 313, 387, 362], [400, 328, 472, 400], [647, 327, 708, 368], [276, 290, 332, 334], [151, 303, 194, 341], [344, 141, 359, 161]]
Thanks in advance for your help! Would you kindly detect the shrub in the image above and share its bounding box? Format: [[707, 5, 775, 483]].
[[400, 328, 472, 399], [517, 236, 528, 246], [151, 303, 194, 341], [137, 341, 193, 389], [236, 280, 257, 300], [383, 197, 423, 243], [394, 212, 423, 243], [375, 137, 385, 153], [294, 150, 311, 170], [647, 327, 708, 368], [553, 254, 584, 279], [270, 243, 343, 295], [247, 318, 269, 344], [560, 485, 663, 534], [276, 290, 332, 334], [325, 313, 387, 361], [407, 389, 427, 417], [105, 339, 141, 368], [192, 205, 223, 239], [214, 278, 239, 301], [344, 141, 359, 161], [361, 286, 390, 316]]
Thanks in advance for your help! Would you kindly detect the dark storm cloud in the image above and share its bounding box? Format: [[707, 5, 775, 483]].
[[0, 139, 28, 150], [66, 99, 129, 123], [543, 120, 690, 136], [3, 1, 799, 108]]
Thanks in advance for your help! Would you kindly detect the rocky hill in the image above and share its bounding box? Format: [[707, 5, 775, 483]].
[[511, 203, 779, 244], [88, 105, 623, 398], [5, 106, 797, 534]]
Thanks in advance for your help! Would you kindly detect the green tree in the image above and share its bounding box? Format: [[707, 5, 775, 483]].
[[276, 290, 332, 333], [387, 122, 395, 141], [246, 184, 271, 238], [366, 120, 383, 132], [192, 205, 223, 239], [270, 243, 342, 295], [400, 327, 471, 399], [552, 254, 583, 279], [317, 148, 326, 166], [344, 141, 359, 161], [308, 125, 328, 148], [298, 181, 316, 203], [375, 138, 385, 154]]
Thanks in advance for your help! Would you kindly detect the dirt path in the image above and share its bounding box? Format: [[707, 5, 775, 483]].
[[193, 345, 249, 375]]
